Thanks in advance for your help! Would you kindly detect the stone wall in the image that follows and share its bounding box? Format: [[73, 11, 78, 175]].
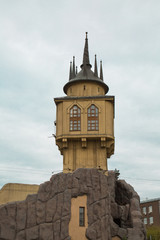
[[0, 169, 146, 240]]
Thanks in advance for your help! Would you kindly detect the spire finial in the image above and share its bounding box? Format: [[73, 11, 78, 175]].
[[94, 54, 98, 77], [82, 32, 90, 68], [100, 60, 103, 81], [69, 61, 73, 80], [73, 56, 76, 77]]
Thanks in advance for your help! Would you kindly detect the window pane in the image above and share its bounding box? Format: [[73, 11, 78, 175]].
[[79, 207, 85, 226], [70, 105, 81, 131], [144, 218, 147, 224], [148, 206, 152, 213], [149, 217, 153, 224], [143, 207, 146, 215], [87, 104, 99, 131]]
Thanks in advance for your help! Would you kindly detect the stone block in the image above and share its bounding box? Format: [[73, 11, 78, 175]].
[[87, 203, 94, 225], [53, 220, 61, 240], [39, 223, 53, 240], [53, 193, 63, 222], [46, 196, 57, 222], [93, 201, 101, 221], [50, 174, 59, 198], [66, 174, 73, 189], [26, 226, 39, 240], [58, 173, 67, 193], [101, 215, 110, 240], [127, 228, 145, 240], [27, 199, 36, 228], [16, 201, 27, 231], [61, 216, 70, 239], [15, 230, 25, 240], [0, 218, 16, 240], [36, 200, 46, 224], [62, 189, 71, 217], [130, 197, 141, 212], [37, 182, 51, 202], [100, 173, 108, 199], [117, 227, 127, 239], [6, 202, 16, 218], [100, 198, 107, 217], [0, 205, 7, 217], [111, 202, 118, 219], [86, 227, 96, 240]]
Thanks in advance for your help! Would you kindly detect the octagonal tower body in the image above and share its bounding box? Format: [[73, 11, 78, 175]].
[[54, 33, 115, 173]]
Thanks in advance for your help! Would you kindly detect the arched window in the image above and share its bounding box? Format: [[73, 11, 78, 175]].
[[70, 105, 81, 131], [88, 104, 98, 131]]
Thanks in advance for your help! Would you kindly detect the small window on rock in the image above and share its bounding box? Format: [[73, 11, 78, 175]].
[[79, 207, 85, 226]]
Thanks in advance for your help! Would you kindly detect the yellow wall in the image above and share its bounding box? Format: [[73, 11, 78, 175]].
[[55, 80, 115, 173], [55, 96, 114, 172], [69, 195, 88, 240], [0, 183, 39, 205], [63, 140, 108, 172], [56, 98, 114, 138], [66, 82, 105, 96]]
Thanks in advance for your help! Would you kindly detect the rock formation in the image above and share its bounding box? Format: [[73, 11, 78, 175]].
[[0, 168, 146, 239]]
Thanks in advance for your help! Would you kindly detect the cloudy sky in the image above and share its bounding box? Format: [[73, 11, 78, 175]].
[[0, 0, 160, 201]]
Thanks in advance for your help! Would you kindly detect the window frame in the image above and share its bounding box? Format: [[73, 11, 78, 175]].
[[148, 206, 152, 213], [144, 218, 147, 225], [79, 207, 85, 227], [87, 104, 99, 131], [149, 216, 153, 225], [142, 207, 146, 215], [70, 105, 81, 131]]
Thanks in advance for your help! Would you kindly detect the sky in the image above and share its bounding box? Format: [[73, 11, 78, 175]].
[[0, 0, 160, 201]]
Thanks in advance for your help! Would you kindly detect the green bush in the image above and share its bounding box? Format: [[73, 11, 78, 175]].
[[147, 226, 160, 240]]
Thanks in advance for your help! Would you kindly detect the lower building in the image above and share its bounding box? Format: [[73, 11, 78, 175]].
[[0, 183, 39, 205], [140, 198, 160, 227]]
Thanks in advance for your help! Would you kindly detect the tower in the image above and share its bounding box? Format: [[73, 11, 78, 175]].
[[54, 33, 115, 173]]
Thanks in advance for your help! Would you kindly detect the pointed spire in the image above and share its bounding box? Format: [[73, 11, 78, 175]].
[[73, 56, 76, 77], [76, 66, 78, 75], [94, 54, 98, 77], [82, 32, 91, 68], [100, 60, 103, 81], [69, 61, 73, 80]]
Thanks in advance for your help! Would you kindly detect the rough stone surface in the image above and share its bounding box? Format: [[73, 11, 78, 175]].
[[0, 169, 146, 240]]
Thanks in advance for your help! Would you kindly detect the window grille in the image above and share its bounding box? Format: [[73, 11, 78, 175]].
[[70, 105, 81, 131], [88, 104, 98, 131], [79, 207, 85, 226]]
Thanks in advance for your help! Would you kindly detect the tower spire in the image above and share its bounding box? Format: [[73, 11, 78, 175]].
[[82, 32, 90, 67], [94, 54, 98, 77], [100, 60, 103, 81], [73, 56, 76, 77], [69, 61, 73, 80]]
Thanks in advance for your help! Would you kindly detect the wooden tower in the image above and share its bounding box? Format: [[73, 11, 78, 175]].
[[54, 33, 115, 173]]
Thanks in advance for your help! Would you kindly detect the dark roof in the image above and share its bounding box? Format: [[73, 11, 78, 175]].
[[63, 33, 109, 94]]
